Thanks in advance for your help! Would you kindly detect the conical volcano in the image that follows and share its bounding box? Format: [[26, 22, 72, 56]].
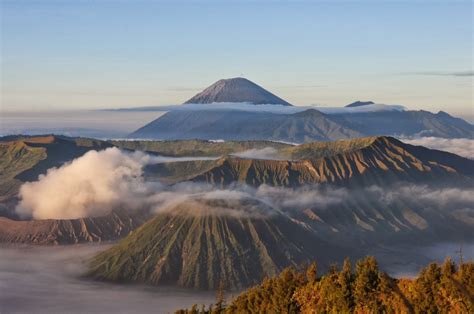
[[184, 77, 293, 106], [88, 196, 341, 289]]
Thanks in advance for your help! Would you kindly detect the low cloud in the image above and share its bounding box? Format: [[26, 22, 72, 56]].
[[231, 147, 285, 160], [366, 185, 474, 209], [16, 148, 152, 219], [111, 102, 405, 115], [405, 71, 473, 77], [0, 245, 215, 313], [401, 137, 474, 159], [15, 148, 216, 220], [15, 148, 474, 220]]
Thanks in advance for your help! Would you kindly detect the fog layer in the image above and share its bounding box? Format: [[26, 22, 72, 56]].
[[401, 137, 474, 159], [0, 245, 214, 314], [16, 147, 474, 220]]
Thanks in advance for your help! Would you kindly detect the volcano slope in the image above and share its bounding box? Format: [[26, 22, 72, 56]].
[[88, 197, 348, 290], [0, 209, 148, 245], [189, 136, 474, 187], [84, 136, 473, 289]]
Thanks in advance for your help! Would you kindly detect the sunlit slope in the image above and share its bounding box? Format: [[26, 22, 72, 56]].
[[191, 136, 474, 187], [88, 198, 344, 289]]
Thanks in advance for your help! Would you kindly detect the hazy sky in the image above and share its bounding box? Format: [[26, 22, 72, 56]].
[[1, 0, 472, 117]]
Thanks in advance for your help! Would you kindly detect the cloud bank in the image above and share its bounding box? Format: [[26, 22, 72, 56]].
[[231, 147, 285, 160], [0, 245, 215, 313], [401, 137, 474, 159], [16, 148, 151, 219], [111, 102, 406, 115], [15, 148, 217, 219], [16, 148, 474, 220], [406, 70, 473, 77]]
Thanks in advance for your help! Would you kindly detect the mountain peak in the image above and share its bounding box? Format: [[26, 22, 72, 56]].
[[345, 101, 375, 108], [183, 77, 293, 106]]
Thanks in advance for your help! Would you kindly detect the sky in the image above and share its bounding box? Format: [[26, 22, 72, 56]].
[[1, 0, 472, 119]]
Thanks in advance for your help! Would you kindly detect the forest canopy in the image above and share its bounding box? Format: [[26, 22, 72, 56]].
[[176, 256, 474, 313]]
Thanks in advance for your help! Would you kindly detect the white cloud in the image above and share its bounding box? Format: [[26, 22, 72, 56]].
[[15, 147, 473, 220], [231, 147, 285, 160], [401, 137, 474, 159]]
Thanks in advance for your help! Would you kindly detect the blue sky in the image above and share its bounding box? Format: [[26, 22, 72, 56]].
[[1, 0, 472, 118]]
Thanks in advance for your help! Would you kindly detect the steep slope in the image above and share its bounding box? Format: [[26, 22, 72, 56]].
[[191, 137, 474, 187], [88, 198, 342, 289], [184, 77, 292, 106], [130, 109, 361, 141], [0, 209, 148, 245]]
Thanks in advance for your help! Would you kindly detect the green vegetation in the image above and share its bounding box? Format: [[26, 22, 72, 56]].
[[0, 141, 47, 201], [175, 256, 474, 313]]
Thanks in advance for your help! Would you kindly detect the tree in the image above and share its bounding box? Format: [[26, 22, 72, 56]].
[[338, 258, 354, 311], [353, 256, 383, 312], [306, 261, 318, 283]]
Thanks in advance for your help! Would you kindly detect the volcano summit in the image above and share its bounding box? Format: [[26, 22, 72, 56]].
[[184, 77, 292, 106]]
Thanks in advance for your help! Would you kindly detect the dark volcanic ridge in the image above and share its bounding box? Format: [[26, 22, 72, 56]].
[[183, 77, 293, 106]]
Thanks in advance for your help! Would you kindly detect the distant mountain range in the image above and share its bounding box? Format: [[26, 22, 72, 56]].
[[129, 78, 474, 141]]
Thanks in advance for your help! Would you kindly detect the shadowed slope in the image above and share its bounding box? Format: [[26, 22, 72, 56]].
[[129, 110, 361, 141]]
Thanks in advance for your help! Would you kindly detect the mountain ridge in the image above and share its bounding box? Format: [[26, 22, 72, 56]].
[[184, 77, 292, 106], [189, 136, 474, 187]]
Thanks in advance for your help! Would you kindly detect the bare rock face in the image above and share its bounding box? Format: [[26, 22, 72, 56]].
[[190, 136, 474, 187], [184, 77, 293, 106], [0, 209, 149, 245]]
